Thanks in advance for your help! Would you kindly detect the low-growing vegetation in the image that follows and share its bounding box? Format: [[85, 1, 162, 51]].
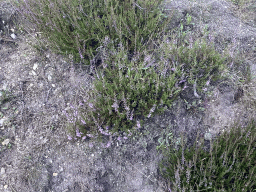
[[12, 0, 172, 65], [68, 33, 228, 143], [158, 119, 256, 191], [9, 0, 256, 190]]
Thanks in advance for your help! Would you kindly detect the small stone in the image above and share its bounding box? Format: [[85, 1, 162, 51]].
[[0, 117, 7, 126], [4, 185, 8, 189], [31, 70, 36, 76], [1, 167, 5, 174], [53, 173, 58, 176], [29, 71, 36, 76], [10, 33, 16, 39], [2, 139, 9, 146], [33, 63, 38, 70], [204, 133, 212, 141]]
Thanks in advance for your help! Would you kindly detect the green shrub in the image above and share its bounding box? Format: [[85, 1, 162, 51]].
[[75, 42, 183, 140], [158, 120, 256, 191], [12, 0, 173, 66], [71, 28, 229, 143], [152, 34, 228, 93]]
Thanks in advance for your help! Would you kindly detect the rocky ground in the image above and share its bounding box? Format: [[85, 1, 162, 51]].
[[0, 0, 256, 191]]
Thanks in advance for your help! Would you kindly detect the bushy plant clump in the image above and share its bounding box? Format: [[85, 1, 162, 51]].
[[76, 44, 182, 138], [69, 28, 229, 143], [11, 0, 232, 143], [12, 0, 172, 65], [158, 120, 256, 191]]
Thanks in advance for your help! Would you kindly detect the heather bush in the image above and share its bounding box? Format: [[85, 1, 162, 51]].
[[9, 0, 256, 190], [12, 0, 173, 65], [158, 119, 256, 191], [12, 0, 234, 145], [69, 27, 229, 143]]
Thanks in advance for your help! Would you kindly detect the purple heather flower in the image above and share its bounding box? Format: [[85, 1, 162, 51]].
[[99, 128, 107, 135], [67, 135, 72, 140], [209, 33, 214, 44], [88, 103, 94, 108], [89, 142, 94, 148], [101, 140, 112, 148], [246, 131, 251, 138], [105, 141, 111, 148], [129, 109, 134, 121], [74, 110, 78, 117], [229, 61, 234, 68], [182, 84, 188, 90], [136, 121, 141, 129], [103, 62, 108, 69], [175, 169, 181, 190], [171, 68, 175, 71], [79, 48, 84, 59], [99, 128, 111, 136], [76, 129, 82, 137], [111, 102, 119, 113], [81, 119, 86, 125], [179, 80, 186, 84], [82, 136, 86, 140], [87, 134, 94, 138], [123, 136, 128, 140], [147, 104, 156, 118]]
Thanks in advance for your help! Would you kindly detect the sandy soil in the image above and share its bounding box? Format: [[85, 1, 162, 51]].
[[0, 0, 256, 191]]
